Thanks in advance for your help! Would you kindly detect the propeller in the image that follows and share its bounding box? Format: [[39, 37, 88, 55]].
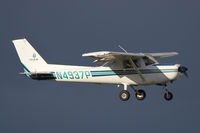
[[178, 66, 189, 78]]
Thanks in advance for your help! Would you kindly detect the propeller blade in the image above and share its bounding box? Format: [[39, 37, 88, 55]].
[[184, 72, 189, 78], [178, 66, 189, 78]]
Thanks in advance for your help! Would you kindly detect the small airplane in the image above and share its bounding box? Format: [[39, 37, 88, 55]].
[[12, 38, 189, 101]]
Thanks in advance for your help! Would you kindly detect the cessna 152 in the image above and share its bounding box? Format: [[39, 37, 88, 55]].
[[12, 38, 188, 101]]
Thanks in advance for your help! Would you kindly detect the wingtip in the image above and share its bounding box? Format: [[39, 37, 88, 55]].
[[174, 52, 179, 55], [82, 53, 87, 57]]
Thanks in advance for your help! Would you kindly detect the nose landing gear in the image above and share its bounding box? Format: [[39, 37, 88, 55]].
[[163, 85, 173, 101], [164, 92, 173, 101]]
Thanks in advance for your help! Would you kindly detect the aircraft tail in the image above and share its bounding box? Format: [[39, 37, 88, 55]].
[[12, 38, 47, 73]]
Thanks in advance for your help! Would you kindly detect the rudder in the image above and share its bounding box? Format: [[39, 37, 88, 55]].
[[12, 38, 47, 72]]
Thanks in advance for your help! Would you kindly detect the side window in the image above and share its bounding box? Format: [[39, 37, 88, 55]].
[[133, 60, 141, 68], [123, 59, 140, 68], [103, 61, 115, 67], [143, 57, 154, 66], [123, 60, 131, 68]]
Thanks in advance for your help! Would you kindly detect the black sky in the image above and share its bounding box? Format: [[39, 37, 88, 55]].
[[0, 0, 199, 133]]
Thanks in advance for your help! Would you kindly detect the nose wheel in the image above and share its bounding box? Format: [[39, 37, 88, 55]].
[[163, 85, 173, 101], [164, 91, 173, 101]]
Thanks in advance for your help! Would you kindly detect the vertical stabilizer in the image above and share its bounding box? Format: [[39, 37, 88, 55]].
[[12, 38, 47, 72]]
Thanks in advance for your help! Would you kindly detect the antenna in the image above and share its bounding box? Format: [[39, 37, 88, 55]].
[[118, 45, 128, 53]]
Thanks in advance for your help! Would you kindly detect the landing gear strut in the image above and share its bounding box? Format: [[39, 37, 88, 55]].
[[119, 84, 130, 101], [163, 85, 173, 101]]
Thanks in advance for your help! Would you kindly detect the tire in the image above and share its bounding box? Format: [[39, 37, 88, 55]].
[[164, 91, 173, 101], [135, 89, 146, 100], [120, 90, 130, 101]]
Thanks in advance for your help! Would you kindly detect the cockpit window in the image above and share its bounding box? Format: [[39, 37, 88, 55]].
[[123, 60, 131, 68], [143, 57, 154, 66], [103, 61, 115, 67], [123, 59, 140, 68]]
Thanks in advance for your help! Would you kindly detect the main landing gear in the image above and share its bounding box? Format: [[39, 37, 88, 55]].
[[119, 84, 146, 101], [119, 84, 173, 101], [119, 90, 130, 101], [119, 84, 130, 101], [131, 85, 146, 100]]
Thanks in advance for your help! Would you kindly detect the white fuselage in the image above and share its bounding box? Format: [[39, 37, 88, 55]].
[[35, 64, 181, 86]]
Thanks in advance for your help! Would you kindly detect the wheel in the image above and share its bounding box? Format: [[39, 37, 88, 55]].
[[135, 89, 146, 100], [120, 90, 130, 101], [164, 91, 173, 101]]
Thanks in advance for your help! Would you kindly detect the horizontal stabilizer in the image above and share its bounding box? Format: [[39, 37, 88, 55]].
[[20, 72, 55, 80], [30, 73, 55, 80]]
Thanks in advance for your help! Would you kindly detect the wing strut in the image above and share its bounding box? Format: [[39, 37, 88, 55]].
[[118, 45, 145, 81], [128, 58, 145, 81], [118, 45, 128, 53]]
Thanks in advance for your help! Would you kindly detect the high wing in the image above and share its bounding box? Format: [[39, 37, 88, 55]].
[[83, 51, 178, 81], [82, 51, 178, 63]]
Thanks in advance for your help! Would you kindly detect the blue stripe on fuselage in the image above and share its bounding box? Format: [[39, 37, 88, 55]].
[[91, 69, 177, 77]]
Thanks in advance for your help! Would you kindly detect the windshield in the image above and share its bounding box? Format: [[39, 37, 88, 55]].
[[103, 61, 115, 67]]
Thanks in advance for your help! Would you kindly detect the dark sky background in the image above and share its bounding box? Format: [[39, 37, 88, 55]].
[[0, 0, 199, 132]]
